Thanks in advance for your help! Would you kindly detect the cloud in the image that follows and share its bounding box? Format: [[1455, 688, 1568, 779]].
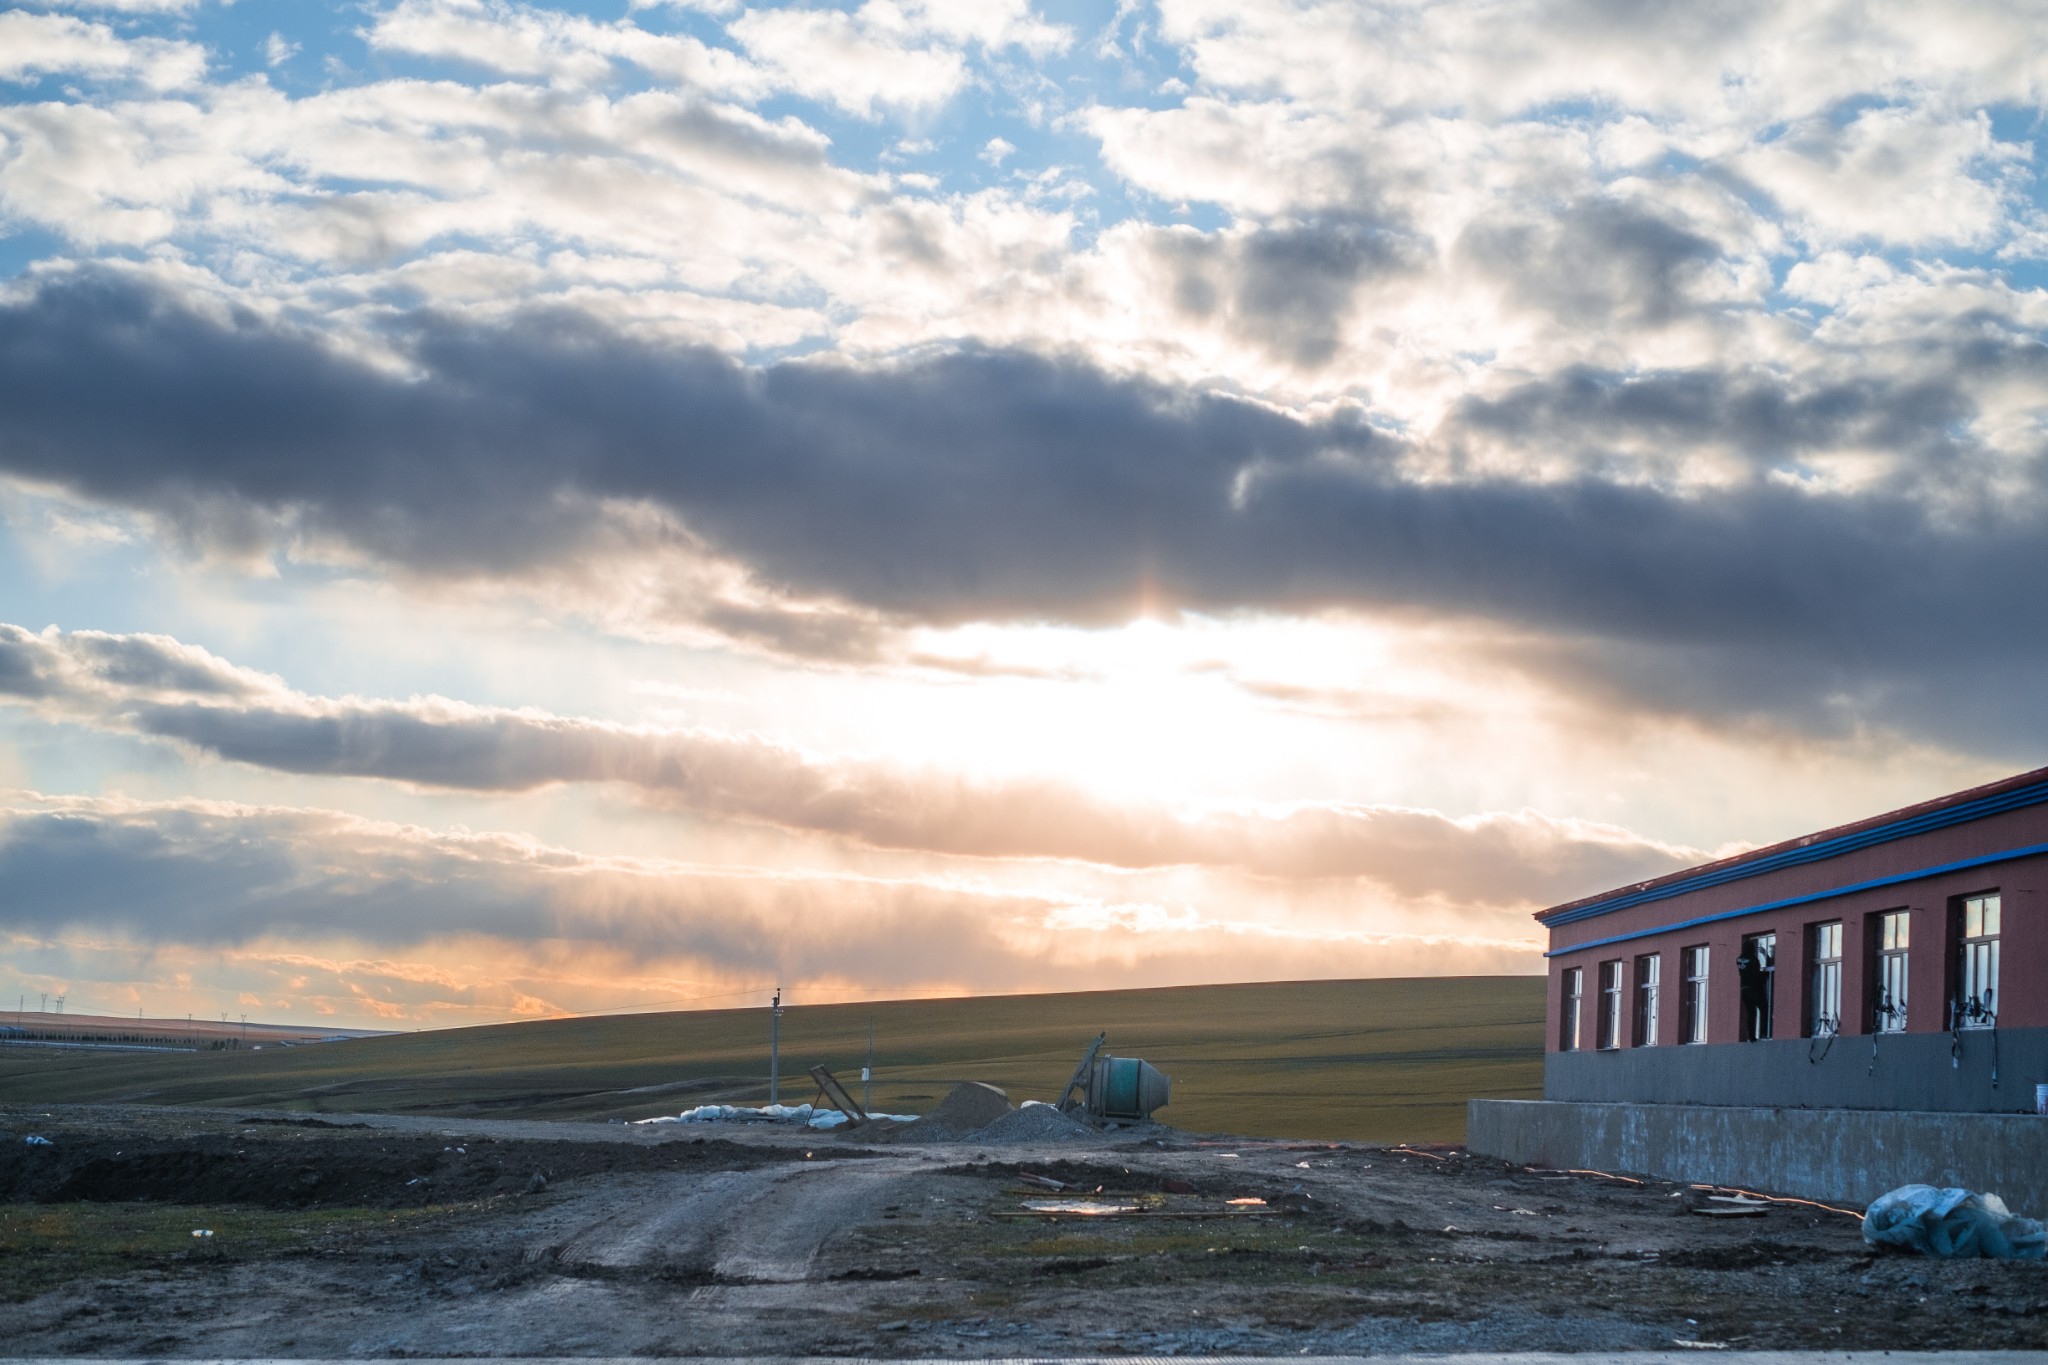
[[1151, 0, 2048, 131], [0, 793, 1544, 1023], [3, 269, 2047, 734], [0, 11, 204, 90], [0, 623, 1701, 904], [724, 0, 1069, 118], [364, 0, 773, 97], [1146, 216, 1423, 366], [1454, 197, 1725, 331], [1734, 105, 2028, 249], [726, 6, 968, 118]]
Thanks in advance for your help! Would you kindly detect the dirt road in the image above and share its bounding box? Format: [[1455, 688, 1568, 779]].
[[3, 1104, 2044, 1356]]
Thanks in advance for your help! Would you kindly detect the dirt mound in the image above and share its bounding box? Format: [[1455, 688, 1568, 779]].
[[869, 1082, 1014, 1143]]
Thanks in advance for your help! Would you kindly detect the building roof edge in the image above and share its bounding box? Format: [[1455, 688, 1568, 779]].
[[1535, 763, 2048, 929]]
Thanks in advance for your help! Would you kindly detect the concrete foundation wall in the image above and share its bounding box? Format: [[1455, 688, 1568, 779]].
[[1468, 1099, 2048, 1218], [1545, 1026, 2048, 1112]]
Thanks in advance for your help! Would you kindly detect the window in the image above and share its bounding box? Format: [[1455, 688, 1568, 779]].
[[1873, 910, 1909, 1033], [1597, 960, 1624, 1050], [1633, 953, 1661, 1047], [1679, 946, 1709, 1044], [1808, 921, 1842, 1037], [1738, 931, 1776, 1041], [1955, 893, 2000, 1030], [1560, 967, 1583, 1050]]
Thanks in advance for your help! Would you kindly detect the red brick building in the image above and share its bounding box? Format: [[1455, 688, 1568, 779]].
[[1538, 766, 2046, 1112]]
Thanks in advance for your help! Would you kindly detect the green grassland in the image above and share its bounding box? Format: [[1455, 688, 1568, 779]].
[[0, 976, 1543, 1142]]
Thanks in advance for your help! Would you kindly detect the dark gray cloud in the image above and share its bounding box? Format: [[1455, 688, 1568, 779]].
[[1456, 197, 1723, 329], [1154, 218, 1422, 365], [1449, 364, 1980, 475], [2, 269, 2046, 749]]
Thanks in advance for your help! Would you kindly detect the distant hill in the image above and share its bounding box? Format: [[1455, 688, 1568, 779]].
[[0, 1010, 392, 1051], [0, 976, 1544, 1143]]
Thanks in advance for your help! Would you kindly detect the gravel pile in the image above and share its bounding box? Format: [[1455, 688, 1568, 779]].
[[869, 1082, 1016, 1144], [969, 1103, 1102, 1144], [866, 1087, 1106, 1146]]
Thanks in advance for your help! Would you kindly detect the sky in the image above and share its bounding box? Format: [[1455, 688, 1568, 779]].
[[0, 0, 2043, 1030]]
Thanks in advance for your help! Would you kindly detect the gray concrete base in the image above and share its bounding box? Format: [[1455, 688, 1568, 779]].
[[1469, 1099, 2048, 1217], [1544, 1026, 2048, 1112]]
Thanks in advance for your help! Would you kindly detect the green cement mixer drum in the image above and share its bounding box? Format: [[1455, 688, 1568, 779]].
[[1089, 1055, 1171, 1120]]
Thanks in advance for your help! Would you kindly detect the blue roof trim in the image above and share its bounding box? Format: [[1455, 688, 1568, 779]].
[[1544, 839, 2048, 959], [1541, 777, 2048, 927]]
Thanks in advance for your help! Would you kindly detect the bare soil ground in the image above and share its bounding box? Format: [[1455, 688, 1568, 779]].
[[4, 1102, 2044, 1357]]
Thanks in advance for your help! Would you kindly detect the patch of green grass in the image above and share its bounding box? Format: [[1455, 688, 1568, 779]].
[[0, 1203, 446, 1302], [0, 976, 1543, 1142]]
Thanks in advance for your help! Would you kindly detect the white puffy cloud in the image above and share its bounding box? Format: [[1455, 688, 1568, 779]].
[[1151, 0, 2048, 132], [0, 10, 204, 91], [726, 7, 967, 117], [1736, 105, 2028, 248], [365, 0, 774, 97]]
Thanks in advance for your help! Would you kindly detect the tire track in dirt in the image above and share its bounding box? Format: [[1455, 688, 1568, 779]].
[[546, 1156, 923, 1283], [712, 1159, 917, 1282]]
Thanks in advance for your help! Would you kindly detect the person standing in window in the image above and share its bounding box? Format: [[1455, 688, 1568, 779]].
[[1737, 932, 1775, 1041]]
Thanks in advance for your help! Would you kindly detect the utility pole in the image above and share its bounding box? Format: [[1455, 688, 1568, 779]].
[[768, 987, 783, 1105], [864, 1020, 874, 1111]]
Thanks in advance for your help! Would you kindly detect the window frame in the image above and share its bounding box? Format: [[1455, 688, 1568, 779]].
[[1954, 892, 2000, 1030], [1632, 952, 1660, 1047], [1679, 945, 1709, 1045], [1596, 960, 1624, 1051], [1560, 966, 1584, 1052], [1872, 909, 1909, 1034], [1807, 920, 1842, 1038]]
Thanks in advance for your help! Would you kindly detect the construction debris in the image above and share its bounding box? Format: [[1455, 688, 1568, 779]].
[[807, 1065, 867, 1125], [1862, 1184, 2047, 1260], [633, 1102, 914, 1130]]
